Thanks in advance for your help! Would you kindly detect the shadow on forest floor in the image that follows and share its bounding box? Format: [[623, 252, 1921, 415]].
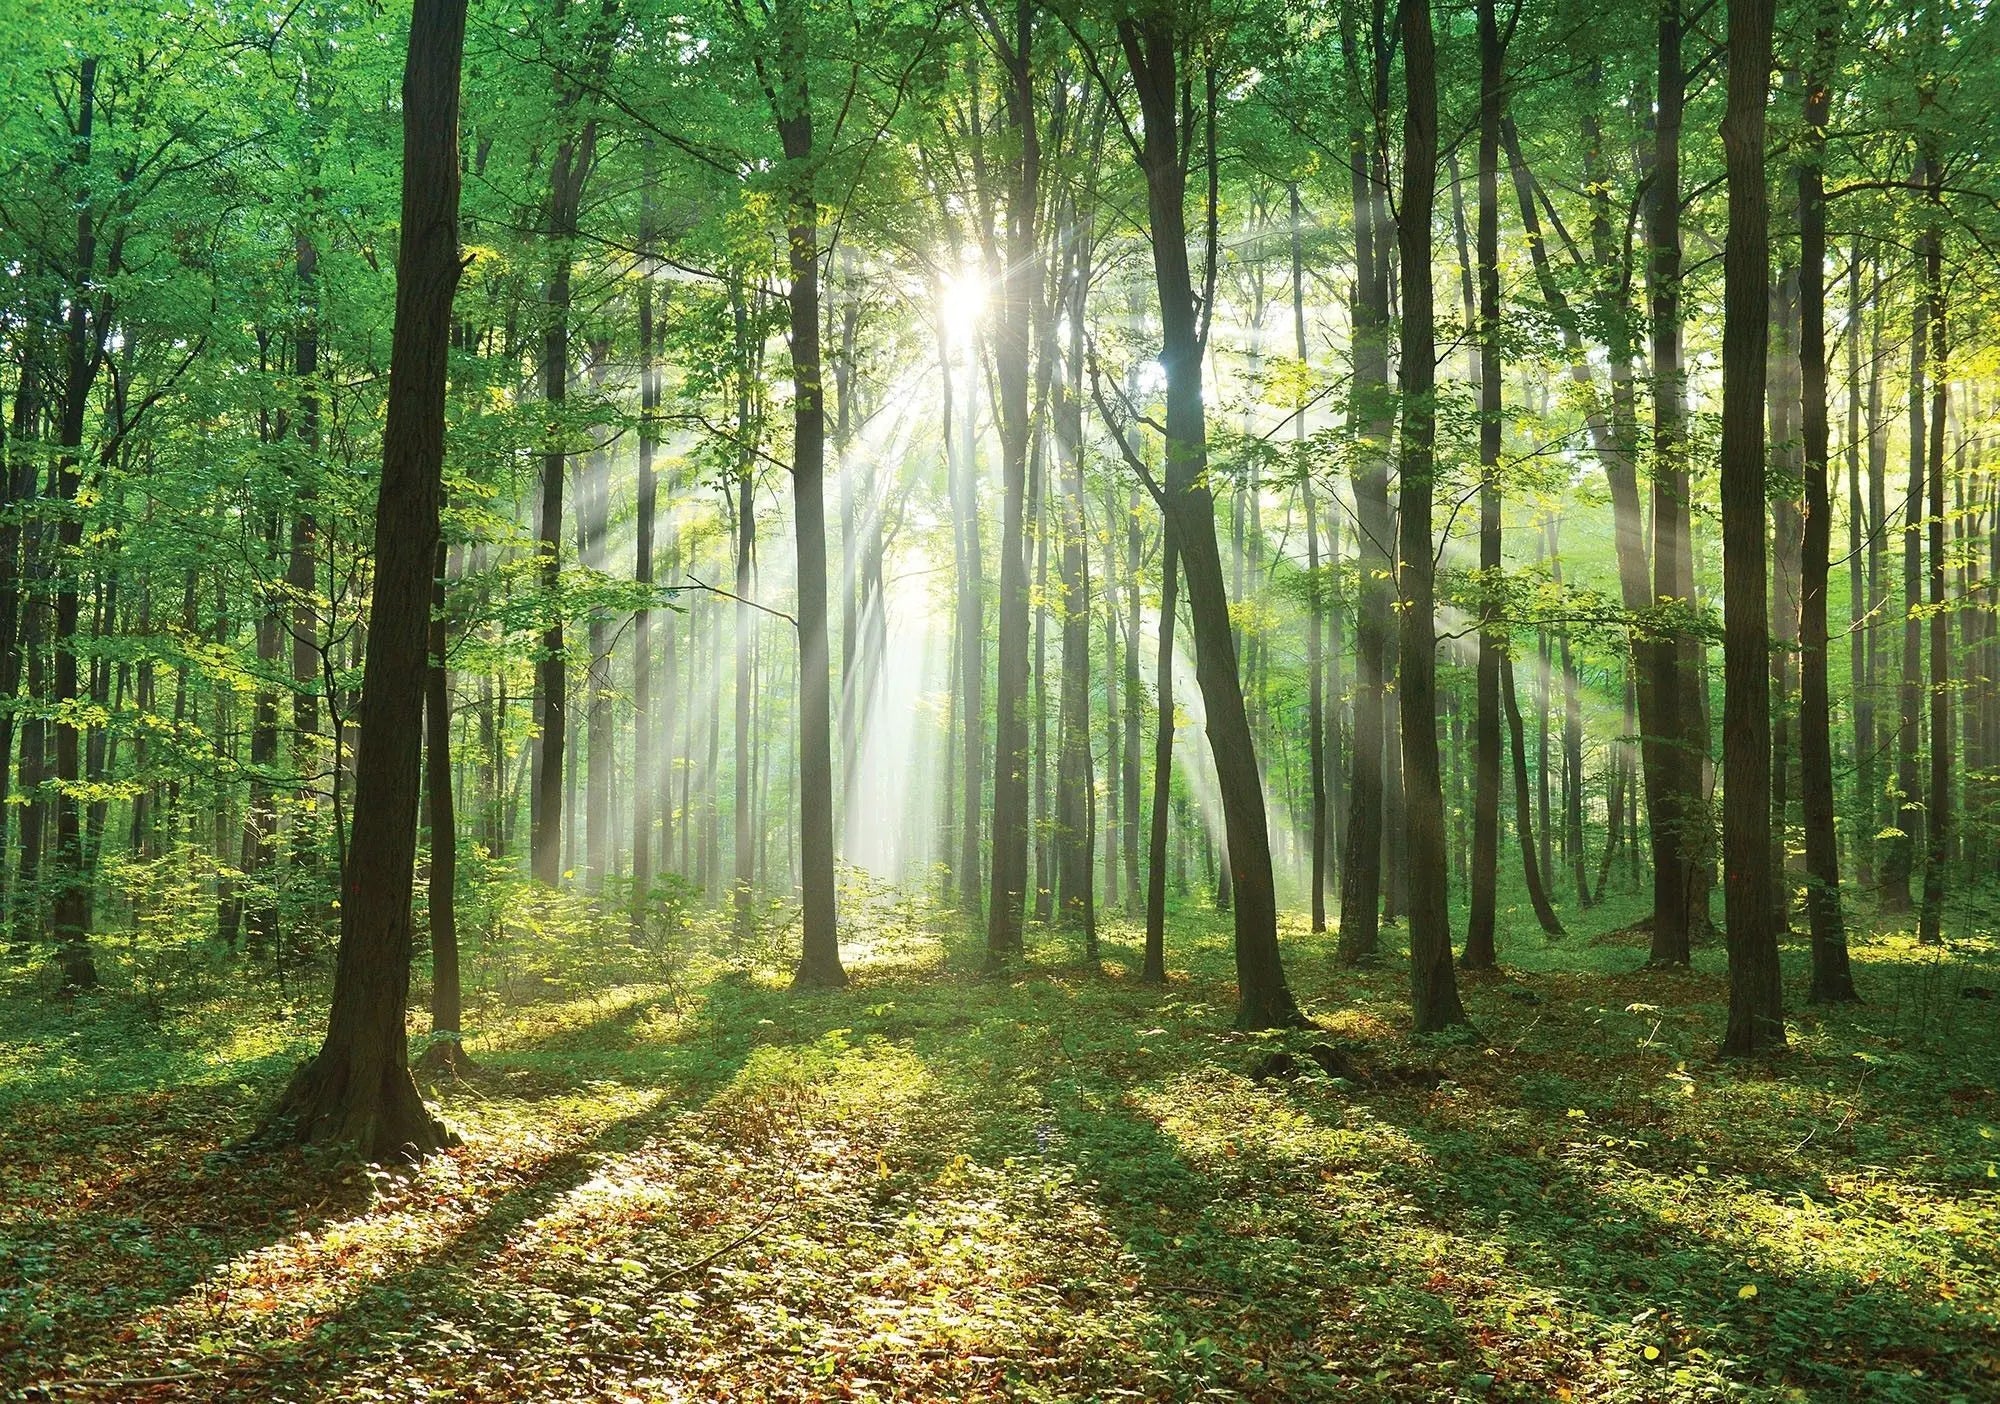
[[3, 903, 1997, 1401]]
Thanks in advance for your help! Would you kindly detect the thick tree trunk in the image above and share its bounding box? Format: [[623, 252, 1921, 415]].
[[1718, 0, 1784, 1056], [255, 0, 467, 1157], [1394, 0, 1467, 1033], [733, 288, 756, 943]]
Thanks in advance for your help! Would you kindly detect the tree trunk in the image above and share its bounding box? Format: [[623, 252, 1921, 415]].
[[1337, 2, 1393, 965], [631, 146, 658, 929], [1394, 0, 1467, 1033], [255, 0, 467, 1157], [1918, 172, 1949, 949], [1118, 17, 1297, 1028], [1797, 38, 1856, 1002], [530, 117, 596, 887], [1293, 185, 1331, 936], [980, 6, 1040, 965], [1464, 0, 1503, 970], [773, 0, 844, 990], [1142, 526, 1179, 984], [1502, 655, 1566, 937], [1718, 0, 1784, 1056], [421, 539, 470, 1072], [1884, 191, 1927, 914]]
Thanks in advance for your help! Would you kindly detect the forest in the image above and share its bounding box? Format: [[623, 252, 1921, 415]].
[[2, 0, 1997, 1397]]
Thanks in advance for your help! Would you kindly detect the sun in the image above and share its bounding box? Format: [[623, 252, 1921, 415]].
[[937, 267, 988, 345]]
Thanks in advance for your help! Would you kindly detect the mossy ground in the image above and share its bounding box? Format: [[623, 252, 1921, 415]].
[[3, 896, 1997, 1401]]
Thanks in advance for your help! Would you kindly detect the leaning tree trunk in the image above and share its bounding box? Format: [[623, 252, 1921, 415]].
[[1718, 0, 1784, 1057], [1118, 15, 1298, 1029], [1502, 655, 1565, 937], [254, 0, 468, 1158]]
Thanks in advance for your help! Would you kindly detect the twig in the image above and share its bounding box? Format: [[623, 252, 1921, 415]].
[[679, 574, 796, 629], [633, 1208, 788, 1305]]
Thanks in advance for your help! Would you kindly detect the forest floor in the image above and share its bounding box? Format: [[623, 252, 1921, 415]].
[[3, 892, 1998, 1403]]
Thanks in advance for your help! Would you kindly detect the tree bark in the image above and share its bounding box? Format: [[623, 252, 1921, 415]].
[[1118, 16, 1298, 1028], [1797, 36, 1856, 1002], [255, 0, 467, 1157], [1463, 0, 1503, 970], [1394, 0, 1467, 1033], [1292, 184, 1330, 936], [1142, 526, 1179, 984], [1718, 0, 1784, 1056], [772, 0, 845, 990], [421, 539, 470, 1072], [1337, 2, 1393, 964], [1918, 168, 1949, 949]]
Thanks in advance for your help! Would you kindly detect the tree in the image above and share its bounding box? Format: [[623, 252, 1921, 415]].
[[1112, 4, 1299, 1030], [1718, 0, 1783, 1058], [1393, 0, 1467, 1034], [255, 0, 469, 1157], [1796, 6, 1856, 1004]]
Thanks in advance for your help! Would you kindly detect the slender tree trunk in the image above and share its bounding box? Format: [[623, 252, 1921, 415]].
[[1798, 35, 1856, 1001], [1503, 655, 1566, 937], [1464, 0, 1503, 970], [1644, 0, 1701, 961], [422, 539, 469, 1071], [1918, 172, 1949, 949], [255, 0, 467, 1157], [1337, 3, 1392, 964], [1884, 189, 1928, 913], [1718, 0, 1784, 1056], [1844, 242, 1872, 890], [631, 147, 658, 929], [1293, 185, 1330, 936], [1142, 526, 1179, 984], [530, 119, 596, 887], [1118, 18, 1297, 1027], [773, 1, 844, 989], [49, 57, 102, 988], [1123, 485, 1143, 913], [981, 5, 1041, 965]]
